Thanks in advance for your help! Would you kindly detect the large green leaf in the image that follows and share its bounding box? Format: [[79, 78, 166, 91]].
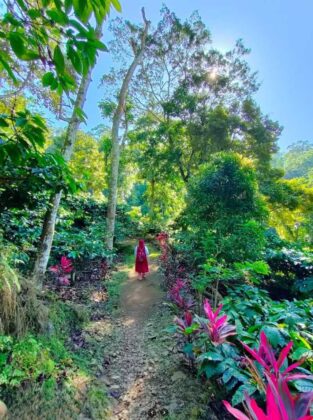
[[231, 383, 257, 406], [293, 379, 313, 392], [42, 72, 55, 87], [292, 347, 313, 360], [261, 325, 286, 347], [53, 45, 65, 73], [46, 9, 69, 25], [9, 32, 25, 58], [67, 46, 82, 74]]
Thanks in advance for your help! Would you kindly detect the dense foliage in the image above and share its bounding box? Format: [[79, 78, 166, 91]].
[[1, 2, 313, 418], [157, 151, 313, 417]]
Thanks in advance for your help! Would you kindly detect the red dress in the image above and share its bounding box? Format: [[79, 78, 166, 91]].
[[135, 243, 149, 274]]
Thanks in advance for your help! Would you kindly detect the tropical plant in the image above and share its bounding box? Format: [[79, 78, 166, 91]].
[[224, 331, 313, 419], [174, 311, 199, 336], [168, 279, 195, 311], [199, 300, 236, 345], [49, 256, 73, 286], [224, 375, 313, 420]]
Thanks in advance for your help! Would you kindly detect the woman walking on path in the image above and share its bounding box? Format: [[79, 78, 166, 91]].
[[135, 239, 149, 280]]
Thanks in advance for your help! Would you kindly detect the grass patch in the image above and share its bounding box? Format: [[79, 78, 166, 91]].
[[105, 270, 127, 312]]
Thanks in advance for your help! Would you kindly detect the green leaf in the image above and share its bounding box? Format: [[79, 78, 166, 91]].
[[0, 117, 9, 128], [64, 0, 72, 13], [89, 39, 108, 52], [42, 72, 55, 87], [46, 9, 69, 25], [197, 351, 223, 362], [74, 107, 87, 122], [27, 8, 42, 19], [9, 32, 25, 58], [16, 0, 27, 11], [293, 379, 313, 393], [111, 0, 122, 12], [53, 45, 65, 73], [261, 325, 286, 347], [22, 50, 40, 61], [67, 46, 82, 74], [184, 323, 199, 335], [292, 347, 313, 360], [232, 383, 257, 406], [222, 368, 234, 384], [0, 53, 17, 83], [73, 0, 92, 23]]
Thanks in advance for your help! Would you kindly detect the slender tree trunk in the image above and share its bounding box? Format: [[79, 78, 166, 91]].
[[32, 25, 103, 285], [106, 9, 150, 250], [149, 179, 156, 217]]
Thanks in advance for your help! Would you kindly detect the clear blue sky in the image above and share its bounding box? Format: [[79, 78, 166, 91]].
[[84, 0, 313, 150]]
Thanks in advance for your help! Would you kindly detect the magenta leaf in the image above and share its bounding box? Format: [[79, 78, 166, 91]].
[[277, 341, 293, 369], [223, 400, 250, 420], [49, 265, 59, 273]]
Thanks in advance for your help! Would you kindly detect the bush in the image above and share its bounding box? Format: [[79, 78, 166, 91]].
[[184, 153, 268, 263], [0, 335, 59, 390], [265, 246, 313, 299]]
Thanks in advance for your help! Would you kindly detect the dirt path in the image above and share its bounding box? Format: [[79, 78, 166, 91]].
[[101, 247, 211, 420]]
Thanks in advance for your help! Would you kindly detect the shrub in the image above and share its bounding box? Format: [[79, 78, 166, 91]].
[[184, 153, 267, 263]]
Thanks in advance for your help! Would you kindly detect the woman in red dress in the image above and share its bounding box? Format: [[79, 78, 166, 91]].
[[135, 239, 149, 280]]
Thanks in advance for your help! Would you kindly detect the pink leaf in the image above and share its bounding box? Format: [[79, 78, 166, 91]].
[[266, 381, 282, 419], [283, 358, 306, 375], [61, 256, 73, 273], [265, 374, 290, 420], [184, 311, 193, 327], [49, 265, 59, 273], [260, 331, 278, 373], [277, 341, 293, 369], [59, 276, 70, 286], [248, 399, 268, 420], [203, 299, 214, 321], [215, 314, 228, 329], [241, 341, 269, 370], [285, 373, 313, 381], [223, 401, 250, 420]]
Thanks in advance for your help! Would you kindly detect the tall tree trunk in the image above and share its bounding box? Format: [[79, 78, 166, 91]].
[[106, 9, 150, 251], [32, 25, 103, 285]]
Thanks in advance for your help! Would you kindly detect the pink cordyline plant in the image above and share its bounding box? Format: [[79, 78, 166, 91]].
[[201, 299, 236, 345], [241, 332, 313, 383], [224, 373, 313, 420], [169, 279, 194, 310], [224, 332, 313, 420], [170, 278, 186, 295], [170, 292, 195, 311], [156, 231, 169, 245], [156, 231, 169, 261], [175, 311, 198, 334], [49, 256, 73, 286]]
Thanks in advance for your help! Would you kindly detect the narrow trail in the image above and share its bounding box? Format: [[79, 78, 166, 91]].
[[101, 244, 211, 420]]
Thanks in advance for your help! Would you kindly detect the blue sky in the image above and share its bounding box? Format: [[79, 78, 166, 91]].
[[83, 0, 313, 150]]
